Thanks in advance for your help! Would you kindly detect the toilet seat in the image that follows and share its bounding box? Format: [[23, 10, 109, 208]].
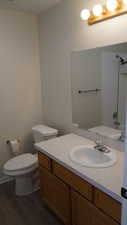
[[4, 153, 38, 176]]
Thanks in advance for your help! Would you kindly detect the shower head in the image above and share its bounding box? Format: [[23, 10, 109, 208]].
[[116, 54, 125, 64]]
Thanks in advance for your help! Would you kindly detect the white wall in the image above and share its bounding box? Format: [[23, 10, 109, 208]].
[[39, 0, 127, 134], [0, 10, 43, 173]]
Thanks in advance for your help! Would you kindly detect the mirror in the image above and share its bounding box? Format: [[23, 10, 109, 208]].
[[71, 42, 127, 142]]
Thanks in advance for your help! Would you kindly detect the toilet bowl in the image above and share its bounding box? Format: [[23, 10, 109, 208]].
[[3, 153, 38, 195], [3, 125, 58, 196]]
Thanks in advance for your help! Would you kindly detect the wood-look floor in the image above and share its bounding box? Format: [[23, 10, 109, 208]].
[[0, 181, 62, 225]]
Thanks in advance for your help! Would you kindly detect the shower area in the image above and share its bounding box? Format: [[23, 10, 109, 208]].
[[101, 52, 127, 137]]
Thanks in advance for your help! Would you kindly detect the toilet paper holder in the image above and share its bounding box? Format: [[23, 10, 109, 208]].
[[6, 139, 21, 156], [6, 139, 20, 145]]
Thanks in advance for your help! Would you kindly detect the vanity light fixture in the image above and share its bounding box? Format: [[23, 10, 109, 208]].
[[123, 0, 127, 5], [80, 9, 91, 20], [92, 4, 103, 16], [106, 0, 118, 11], [81, 0, 127, 25]]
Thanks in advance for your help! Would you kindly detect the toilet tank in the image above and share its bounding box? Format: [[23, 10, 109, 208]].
[[32, 125, 58, 143]]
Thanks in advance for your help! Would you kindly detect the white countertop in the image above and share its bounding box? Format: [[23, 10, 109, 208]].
[[35, 133, 124, 203]]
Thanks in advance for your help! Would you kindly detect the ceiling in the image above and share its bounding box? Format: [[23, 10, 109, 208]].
[[0, 0, 61, 14]]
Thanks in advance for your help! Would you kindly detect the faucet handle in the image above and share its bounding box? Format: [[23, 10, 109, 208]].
[[94, 133, 110, 153], [95, 133, 103, 146]]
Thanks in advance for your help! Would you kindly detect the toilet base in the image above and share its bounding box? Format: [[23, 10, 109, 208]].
[[15, 169, 39, 196]]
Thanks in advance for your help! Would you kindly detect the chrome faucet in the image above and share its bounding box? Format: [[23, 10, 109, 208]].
[[94, 134, 110, 153]]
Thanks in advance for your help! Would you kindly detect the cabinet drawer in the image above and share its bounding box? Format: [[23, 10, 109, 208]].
[[53, 161, 93, 201], [94, 188, 121, 223], [38, 152, 51, 171]]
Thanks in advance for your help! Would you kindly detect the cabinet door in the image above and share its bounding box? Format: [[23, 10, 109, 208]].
[[92, 203, 119, 225], [72, 190, 119, 225], [38, 152, 51, 171], [72, 190, 93, 225], [39, 167, 71, 225], [94, 188, 121, 223]]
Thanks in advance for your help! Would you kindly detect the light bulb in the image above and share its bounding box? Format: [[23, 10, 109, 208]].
[[92, 4, 103, 16], [123, 0, 127, 5], [80, 9, 91, 20], [106, 0, 118, 11]]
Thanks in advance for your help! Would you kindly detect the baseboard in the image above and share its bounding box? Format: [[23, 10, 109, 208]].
[[0, 175, 14, 184]]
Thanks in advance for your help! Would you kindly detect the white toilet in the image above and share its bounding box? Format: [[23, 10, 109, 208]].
[[3, 125, 58, 196]]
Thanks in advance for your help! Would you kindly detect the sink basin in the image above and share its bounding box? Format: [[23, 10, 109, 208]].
[[69, 145, 117, 168]]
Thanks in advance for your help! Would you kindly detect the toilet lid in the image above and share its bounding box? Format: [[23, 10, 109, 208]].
[[32, 125, 58, 137], [4, 153, 38, 172]]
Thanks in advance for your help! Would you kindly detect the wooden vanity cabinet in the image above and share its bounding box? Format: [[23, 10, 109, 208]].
[[72, 190, 119, 225], [39, 167, 71, 225], [38, 152, 121, 225]]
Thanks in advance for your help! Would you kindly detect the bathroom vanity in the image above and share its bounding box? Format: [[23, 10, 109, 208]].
[[35, 134, 123, 225]]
